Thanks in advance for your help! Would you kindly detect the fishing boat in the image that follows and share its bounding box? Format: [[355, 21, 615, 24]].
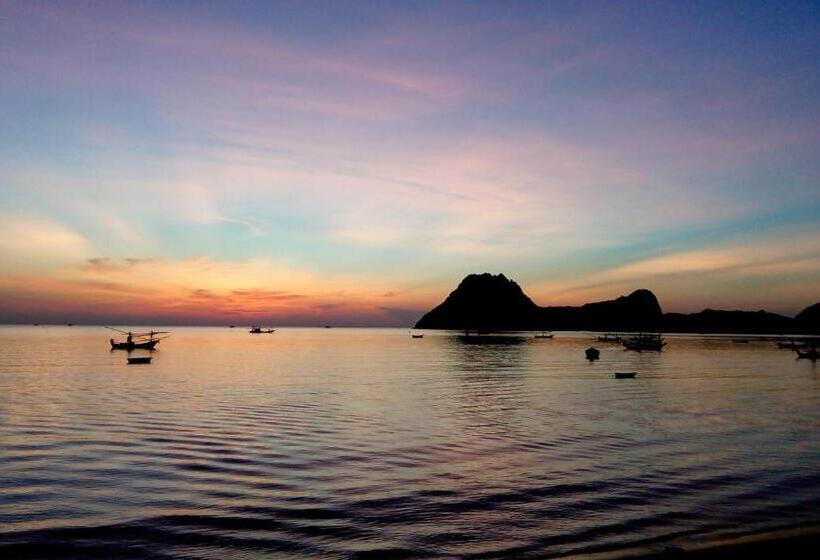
[[107, 327, 169, 350], [614, 372, 637, 379], [458, 330, 524, 344], [623, 333, 666, 352], [585, 347, 600, 360], [534, 331, 554, 339], [777, 340, 805, 350], [127, 356, 152, 364], [795, 347, 819, 361], [597, 333, 621, 343], [249, 326, 276, 334], [111, 338, 159, 350]]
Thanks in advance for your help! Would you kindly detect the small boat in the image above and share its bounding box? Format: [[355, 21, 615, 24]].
[[458, 331, 524, 345], [107, 327, 169, 350], [110, 339, 159, 350], [585, 347, 600, 360], [534, 331, 554, 339], [732, 339, 750, 343], [614, 372, 636, 379], [411, 334, 424, 339], [249, 326, 276, 334], [795, 348, 819, 361], [623, 333, 666, 352], [127, 356, 152, 364], [777, 340, 805, 350], [598, 333, 621, 343]]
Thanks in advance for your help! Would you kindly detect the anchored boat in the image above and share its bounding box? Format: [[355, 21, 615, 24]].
[[458, 330, 524, 344], [111, 338, 159, 350], [249, 326, 276, 334], [623, 333, 666, 352], [795, 347, 819, 361], [597, 333, 621, 343], [107, 327, 169, 351]]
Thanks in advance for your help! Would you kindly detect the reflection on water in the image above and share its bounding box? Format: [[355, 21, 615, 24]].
[[0, 326, 818, 559]]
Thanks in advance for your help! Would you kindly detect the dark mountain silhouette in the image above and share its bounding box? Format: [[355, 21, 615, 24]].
[[414, 273, 819, 334], [796, 303, 820, 332], [414, 273, 540, 330], [415, 273, 661, 331], [662, 309, 793, 334], [539, 288, 662, 331]]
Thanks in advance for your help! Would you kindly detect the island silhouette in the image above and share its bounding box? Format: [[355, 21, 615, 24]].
[[415, 273, 820, 334]]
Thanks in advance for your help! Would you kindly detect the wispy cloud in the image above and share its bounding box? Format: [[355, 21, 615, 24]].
[[0, 216, 93, 266]]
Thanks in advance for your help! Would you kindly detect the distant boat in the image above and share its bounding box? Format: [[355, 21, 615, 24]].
[[249, 326, 275, 334], [127, 356, 152, 364], [732, 339, 750, 343], [585, 347, 600, 361], [614, 372, 637, 379], [597, 333, 621, 343], [795, 347, 819, 361], [411, 334, 424, 339], [325, 325, 332, 328], [623, 333, 665, 352], [458, 330, 524, 344], [777, 340, 805, 350], [534, 331, 554, 339], [229, 325, 236, 328]]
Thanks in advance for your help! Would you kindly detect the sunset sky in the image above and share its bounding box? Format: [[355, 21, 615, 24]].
[[1, 1, 818, 325]]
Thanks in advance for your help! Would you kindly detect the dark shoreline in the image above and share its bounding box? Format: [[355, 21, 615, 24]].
[[566, 525, 820, 559]]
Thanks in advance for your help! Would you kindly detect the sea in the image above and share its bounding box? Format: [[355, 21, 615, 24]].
[[0, 326, 818, 559]]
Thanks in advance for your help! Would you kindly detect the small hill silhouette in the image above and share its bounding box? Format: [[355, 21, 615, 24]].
[[539, 288, 663, 331], [414, 273, 540, 330], [796, 303, 820, 332]]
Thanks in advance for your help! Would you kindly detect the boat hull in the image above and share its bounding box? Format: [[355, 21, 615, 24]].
[[110, 339, 159, 350]]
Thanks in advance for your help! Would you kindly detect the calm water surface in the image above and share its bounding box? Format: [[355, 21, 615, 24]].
[[1, 326, 818, 559]]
